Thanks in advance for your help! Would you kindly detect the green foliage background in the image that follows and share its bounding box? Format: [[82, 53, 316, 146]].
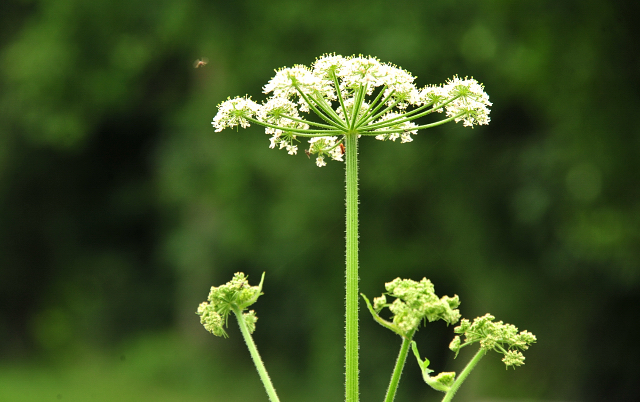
[[1, 0, 639, 401]]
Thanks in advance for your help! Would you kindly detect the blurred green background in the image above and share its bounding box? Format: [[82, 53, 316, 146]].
[[1, 0, 638, 401]]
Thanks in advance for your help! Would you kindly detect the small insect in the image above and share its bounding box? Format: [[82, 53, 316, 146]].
[[304, 149, 311, 159], [339, 143, 346, 155], [193, 58, 209, 68]]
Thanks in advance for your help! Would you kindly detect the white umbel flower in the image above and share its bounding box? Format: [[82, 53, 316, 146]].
[[212, 55, 491, 167], [338, 55, 386, 94], [258, 97, 308, 153], [443, 76, 492, 127], [263, 65, 320, 99], [212, 96, 261, 132], [374, 112, 418, 143]]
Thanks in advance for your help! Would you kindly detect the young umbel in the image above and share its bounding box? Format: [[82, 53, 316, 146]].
[[199, 54, 535, 402]]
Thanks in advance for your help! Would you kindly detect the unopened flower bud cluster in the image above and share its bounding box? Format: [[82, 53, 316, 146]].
[[370, 277, 461, 337], [196, 272, 263, 338], [449, 313, 537, 368]]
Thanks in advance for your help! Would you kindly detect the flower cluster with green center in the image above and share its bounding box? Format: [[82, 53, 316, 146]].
[[196, 272, 264, 337], [449, 313, 537, 368], [362, 277, 461, 338], [212, 54, 491, 167]]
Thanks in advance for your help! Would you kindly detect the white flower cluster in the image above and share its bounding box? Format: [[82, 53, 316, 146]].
[[374, 112, 418, 143], [308, 136, 344, 167], [212, 54, 491, 166], [258, 97, 308, 155], [442, 76, 492, 127], [212, 96, 260, 132]]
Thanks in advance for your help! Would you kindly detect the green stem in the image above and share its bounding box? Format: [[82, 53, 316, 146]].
[[362, 94, 462, 131], [293, 85, 349, 130], [356, 86, 392, 126], [232, 306, 281, 402], [355, 95, 402, 129], [277, 113, 342, 130], [349, 85, 367, 130], [244, 116, 342, 136], [384, 336, 413, 402], [441, 348, 486, 402], [345, 131, 359, 402], [333, 71, 351, 124], [360, 114, 460, 136]]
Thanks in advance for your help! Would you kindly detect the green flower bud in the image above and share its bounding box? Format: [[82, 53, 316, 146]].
[[363, 277, 461, 338], [196, 272, 265, 338], [450, 313, 536, 368]]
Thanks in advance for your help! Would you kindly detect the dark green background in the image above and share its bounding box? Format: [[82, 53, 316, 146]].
[[1, 0, 638, 401]]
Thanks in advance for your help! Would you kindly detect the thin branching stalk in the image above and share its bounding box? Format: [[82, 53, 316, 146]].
[[441, 348, 486, 402], [384, 335, 414, 402], [232, 306, 281, 402]]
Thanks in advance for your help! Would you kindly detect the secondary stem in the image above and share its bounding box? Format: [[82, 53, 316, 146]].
[[232, 306, 281, 402], [345, 131, 359, 402], [384, 336, 413, 402], [441, 348, 486, 402]]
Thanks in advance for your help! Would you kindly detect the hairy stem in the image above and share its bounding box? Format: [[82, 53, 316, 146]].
[[345, 131, 360, 402], [232, 306, 280, 402], [384, 335, 413, 402]]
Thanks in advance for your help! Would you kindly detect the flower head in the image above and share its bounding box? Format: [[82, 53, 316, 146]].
[[449, 313, 537, 369], [374, 112, 417, 143], [212, 55, 491, 166], [197, 302, 227, 337], [259, 97, 308, 154], [443, 76, 492, 127], [363, 277, 461, 338], [196, 272, 265, 337], [263, 65, 328, 101], [212, 96, 261, 132], [312, 54, 346, 83], [338, 55, 386, 94], [380, 64, 418, 109]]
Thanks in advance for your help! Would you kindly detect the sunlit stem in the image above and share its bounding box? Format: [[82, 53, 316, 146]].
[[364, 95, 462, 131], [361, 114, 461, 136], [349, 85, 367, 130], [362, 103, 429, 130], [232, 306, 280, 402], [332, 70, 351, 124], [277, 113, 340, 130], [441, 348, 486, 402], [356, 96, 402, 129], [344, 131, 359, 402], [312, 94, 349, 129], [358, 85, 392, 124], [358, 89, 455, 130], [243, 116, 343, 136], [294, 85, 349, 130]]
